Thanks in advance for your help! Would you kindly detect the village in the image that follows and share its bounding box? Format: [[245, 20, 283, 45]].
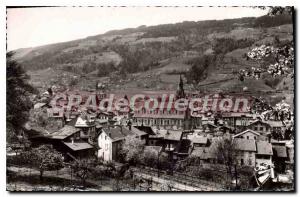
[[6, 6, 295, 192], [7, 76, 294, 191]]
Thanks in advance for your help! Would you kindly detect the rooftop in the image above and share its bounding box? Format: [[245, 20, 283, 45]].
[[154, 130, 183, 141], [233, 138, 256, 152], [75, 116, 95, 127], [51, 125, 80, 140], [256, 141, 273, 155], [102, 126, 136, 142], [233, 129, 260, 138], [189, 136, 208, 145], [63, 142, 94, 151], [273, 145, 287, 158]]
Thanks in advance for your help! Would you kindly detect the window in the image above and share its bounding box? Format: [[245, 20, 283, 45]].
[[248, 159, 252, 166], [105, 136, 107, 140], [247, 136, 249, 140], [105, 144, 108, 150], [241, 159, 244, 166], [254, 136, 257, 140], [254, 127, 258, 131], [260, 127, 263, 131]]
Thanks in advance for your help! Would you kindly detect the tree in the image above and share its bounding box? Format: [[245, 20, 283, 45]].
[[261, 6, 294, 16], [241, 7, 294, 80], [120, 136, 144, 165], [215, 138, 237, 177], [141, 148, 159, 168], [71, 158, 96, 187], [24, 145, 64, 181], [7, 52, 35, 142]]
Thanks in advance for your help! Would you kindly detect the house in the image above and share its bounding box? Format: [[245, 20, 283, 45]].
[[272, 145, 288, 173], [128, 125, 148, 143], [267, 120, 284, 132], [47, 108, 65, 127], [51, 125, 81, 141], [247, 120, 272, 135], [222, 112, 256, 130], [267, 120, 285, 140], [97, 125, 146, 161], [134, 125, 156, 136], [75, 115, 96, 143], [202, 122, 218, 133], [255, 141, 273, 167], [233, 129, 268, 141], [233, 138, 256, 166], [190, 139, 218, 164], [285, 140, 294, 169], [146, 129, 183, 160], [161, 130, 183, 152], [175, 139, 193, 160], [49, 125, 95, 159], [217, 125, 234, 135], [188, 136, 209, 147], [63, 142, 94, 159]]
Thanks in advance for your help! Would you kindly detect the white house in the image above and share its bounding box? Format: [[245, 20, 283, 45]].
[[97, 125, 147, 161]]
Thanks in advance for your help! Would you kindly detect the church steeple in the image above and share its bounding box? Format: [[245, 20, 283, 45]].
[[176, 74, 185, 99]]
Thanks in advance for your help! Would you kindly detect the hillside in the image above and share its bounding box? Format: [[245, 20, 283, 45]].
[[12, 14, 293, 98]]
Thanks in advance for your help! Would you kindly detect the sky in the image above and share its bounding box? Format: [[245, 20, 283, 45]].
[[7, 7, 268, 51]]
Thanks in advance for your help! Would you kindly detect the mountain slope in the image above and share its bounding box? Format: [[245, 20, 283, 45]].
[[13, 14, 293, 94]]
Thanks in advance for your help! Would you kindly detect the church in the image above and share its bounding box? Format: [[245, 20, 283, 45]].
[[132, 75, 197, 130]]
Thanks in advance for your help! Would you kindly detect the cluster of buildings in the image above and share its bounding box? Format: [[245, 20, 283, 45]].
[[29, 77, 294, 178]]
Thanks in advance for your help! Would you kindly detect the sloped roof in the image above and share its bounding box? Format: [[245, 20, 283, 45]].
[[134, 126, 156, 135], [273, 145, 287, 158], [191, 136, 208, 145], [102, 126, 135, 142], [203, 122, 218, 128], [63, 142, 94, 151], [233, 129, 260, 138], [249, 120, 271, 127], [256, 141, 273, 155], [191, 146, 217, 159], [51, 125, 80, 139], [129, 126, 147, 137], [75, 116, 95, 127], [155, 130, 183, 141], [233, 138, 256, 152], [266, 121, 284, 128]]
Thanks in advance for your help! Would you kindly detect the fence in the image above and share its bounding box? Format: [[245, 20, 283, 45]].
[[132, 166, 227, 191]]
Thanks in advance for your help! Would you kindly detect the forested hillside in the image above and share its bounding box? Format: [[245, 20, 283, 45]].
[[13, 13, 293, 95]]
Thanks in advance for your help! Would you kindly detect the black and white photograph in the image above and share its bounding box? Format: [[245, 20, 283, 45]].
[[6, 6, 295, 192]]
